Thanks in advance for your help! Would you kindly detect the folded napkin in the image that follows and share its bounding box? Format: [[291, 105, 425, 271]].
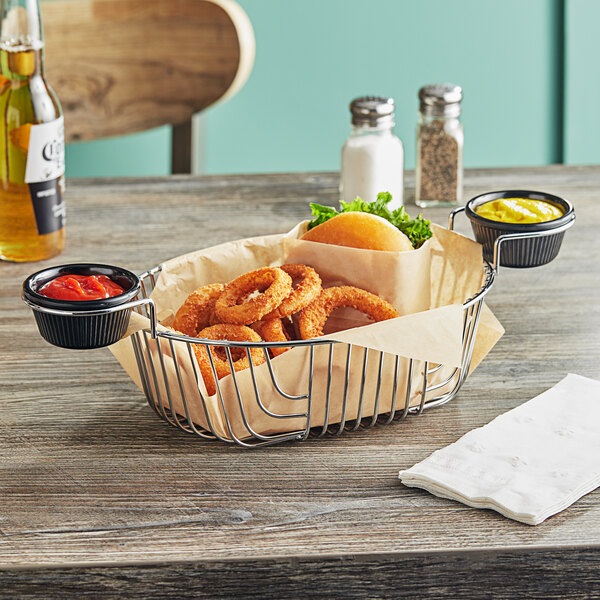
[[399, 374, 600, 525]]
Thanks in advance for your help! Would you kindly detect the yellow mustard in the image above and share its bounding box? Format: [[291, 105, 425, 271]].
[[475, 198, 563, 224]]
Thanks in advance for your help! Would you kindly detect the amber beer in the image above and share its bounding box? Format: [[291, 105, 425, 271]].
[[0, 0, 65, 262]]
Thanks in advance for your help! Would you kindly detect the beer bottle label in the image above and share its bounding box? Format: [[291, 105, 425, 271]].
[[24, 116, 66, 235]]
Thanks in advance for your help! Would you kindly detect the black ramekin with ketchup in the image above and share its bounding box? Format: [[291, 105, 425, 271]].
[[22, 264, 142, 349]]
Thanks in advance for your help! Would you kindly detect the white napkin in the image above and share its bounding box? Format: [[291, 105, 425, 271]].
[[399, 374, 600, 525]]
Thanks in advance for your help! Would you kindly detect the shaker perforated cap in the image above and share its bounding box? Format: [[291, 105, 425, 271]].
[[418, 84, 462, 117], [350, 96, 395, 126]]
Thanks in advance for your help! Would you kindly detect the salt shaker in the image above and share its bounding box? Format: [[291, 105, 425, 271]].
[[340, 96, 404, 210], [415, 84, 463, 208]]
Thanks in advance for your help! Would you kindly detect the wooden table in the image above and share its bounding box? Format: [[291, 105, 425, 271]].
[[1, 166, 599, 598]]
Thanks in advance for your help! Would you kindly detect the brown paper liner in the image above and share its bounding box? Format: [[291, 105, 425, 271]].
[[110, 222, 504, 442]]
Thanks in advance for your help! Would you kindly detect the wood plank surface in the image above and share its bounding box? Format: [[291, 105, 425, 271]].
[[42, 0, 249, 141], [0, 166, 599, 597]]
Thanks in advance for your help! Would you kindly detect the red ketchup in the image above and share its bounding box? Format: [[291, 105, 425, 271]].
[[39, 274, 125, 301]]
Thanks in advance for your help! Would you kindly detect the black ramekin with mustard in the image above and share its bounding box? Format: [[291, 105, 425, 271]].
[[452, 190, 575, 268]]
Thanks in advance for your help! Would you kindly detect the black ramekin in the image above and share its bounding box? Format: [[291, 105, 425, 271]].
[[465, 190, 575, 268], [22, 263, 141, 349]]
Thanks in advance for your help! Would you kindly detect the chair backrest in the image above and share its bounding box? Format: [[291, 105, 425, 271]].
[[42, 0, 255, 172]]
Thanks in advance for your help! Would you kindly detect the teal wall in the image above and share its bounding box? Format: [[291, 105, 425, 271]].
[[564, 0, 600, 164], [60, 0, 578, 178]]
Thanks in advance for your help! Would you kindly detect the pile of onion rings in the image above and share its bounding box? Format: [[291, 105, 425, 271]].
[[168, 263, 399, 395]]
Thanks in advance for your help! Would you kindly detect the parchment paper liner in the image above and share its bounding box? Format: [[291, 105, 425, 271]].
[[110, 223, 504, 441]]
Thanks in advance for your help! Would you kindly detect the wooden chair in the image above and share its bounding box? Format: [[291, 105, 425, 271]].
[[42, 0, 255, 173]]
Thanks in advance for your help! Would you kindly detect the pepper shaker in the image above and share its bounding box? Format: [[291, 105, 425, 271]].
[[340, 96, 404, 210], [415, 84, 463, 208]]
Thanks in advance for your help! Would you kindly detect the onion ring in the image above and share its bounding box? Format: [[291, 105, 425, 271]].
[[262, 264, 322, 320], [252, 318, 292, 357], [297, 286, 399, 339], [193, 324, 265, 396], [214, 267, 292, 325], [172, 283, 225, 336]]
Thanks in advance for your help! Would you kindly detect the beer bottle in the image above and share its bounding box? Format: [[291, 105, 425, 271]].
[[0, 0, 65, 262]]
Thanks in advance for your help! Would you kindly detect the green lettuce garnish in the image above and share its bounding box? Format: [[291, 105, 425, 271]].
[[306, 192, 433, 249]]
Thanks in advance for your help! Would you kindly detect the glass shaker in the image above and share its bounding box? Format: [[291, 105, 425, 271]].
[[415, 84, 463, 208], [341, 96, 404, 210]]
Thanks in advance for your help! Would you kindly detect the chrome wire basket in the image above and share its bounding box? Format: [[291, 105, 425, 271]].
[[125, 218, 574, 447], [130, 262, 495, 448]]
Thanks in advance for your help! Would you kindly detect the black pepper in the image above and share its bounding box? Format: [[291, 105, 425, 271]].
[[415, 84, 463, 207], [418, 120, 459, 203]]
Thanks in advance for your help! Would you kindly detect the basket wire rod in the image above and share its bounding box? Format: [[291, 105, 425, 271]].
[[419, 312, 476, 411], [420, 299, 485, 411], [139, 278, 149, 309], [260, 348, 310, 401], [463, 263, 495, 308], [424, 303, 474, 394], [167, 339, 214, 438], [223, 347, 292, 443], [154, 334, 190, 432], [348, 347, 369, 431], [422, 365, 468, 410], [380, 354, 400, 425], [141, 329, 174, 425], [425, 368, 459, 392], [399, 358, 414, 420], [131, 332, 160, 419], [463, 303, 475, 344], [143, 298, 157, 339], [457, 299, 484, 385], [368, 351, 385, 427], [332, 344, 353, 436], [426, 363, 443, 375], [461, 301, 471, 340], [205, 345, 249, 445], [138, 264, 162, 290], [316, 344, 335, 437], [425, 303, 472, 394], [416, 361, 429, 415], [448, 205, 465, 230], [421, 386, 461, 410], [456, 303, 476, 382], [421, 371, 462, 409], [245, 349, 307, 420], [300, 345, 315, 441], [185, 342, 231, 442]]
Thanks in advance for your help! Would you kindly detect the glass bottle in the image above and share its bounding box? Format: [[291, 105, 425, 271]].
[[415, 84, 463, 208], [341, 96, 404, 210], [0, 0, 65, 262]]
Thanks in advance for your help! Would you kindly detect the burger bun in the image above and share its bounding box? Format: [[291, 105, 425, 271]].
[[301, 212, 414, 252]]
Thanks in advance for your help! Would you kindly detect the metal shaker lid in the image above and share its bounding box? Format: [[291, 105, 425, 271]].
[[350, 96, 395, 126], [418, 84, 462, 117]]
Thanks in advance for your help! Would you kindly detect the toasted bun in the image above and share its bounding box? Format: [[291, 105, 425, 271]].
[[301, 212, 414, 252]]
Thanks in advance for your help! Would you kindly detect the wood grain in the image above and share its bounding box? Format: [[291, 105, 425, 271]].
[[1, 550, 600, 599], [42, 0, 251, 142], [0, 166, 599, 596]]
